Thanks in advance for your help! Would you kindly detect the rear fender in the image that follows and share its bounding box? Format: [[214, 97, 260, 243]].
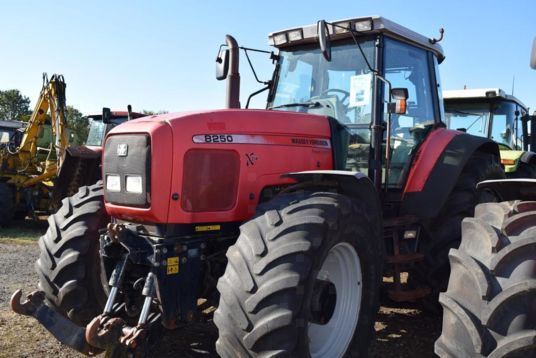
[[401, 130, 499, 219], [477, 179, 536, 201], [283, 170, 382, 236]]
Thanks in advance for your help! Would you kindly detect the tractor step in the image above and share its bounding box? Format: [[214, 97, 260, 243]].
[[387, 286, 432, 302], [385, 253, 424, 264]]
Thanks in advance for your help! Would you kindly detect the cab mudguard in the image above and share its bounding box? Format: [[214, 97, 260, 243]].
[[401, 129, 499, 219], [477, 179, 536, 201]]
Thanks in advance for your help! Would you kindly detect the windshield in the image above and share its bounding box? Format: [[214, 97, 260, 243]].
[[270, 39, 375, 125], [86, 117, 128, 146], [444, 103, 490, 138], [0, 129, 13, 144], [444, 100, 525, 148]]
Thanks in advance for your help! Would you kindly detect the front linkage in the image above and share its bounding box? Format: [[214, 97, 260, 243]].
[[11, 222, 210, 355]]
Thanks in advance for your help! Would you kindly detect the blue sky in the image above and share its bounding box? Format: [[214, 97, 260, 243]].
[[0, 0, 535, 114]]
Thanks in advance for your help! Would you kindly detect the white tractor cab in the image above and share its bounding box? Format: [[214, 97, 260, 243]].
[[444, 88, 536, 177]]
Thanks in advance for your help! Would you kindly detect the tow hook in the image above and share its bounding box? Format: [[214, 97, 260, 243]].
[[10, 289, 102, 356], [85, 270, 158, 355], [85, 315, 148, 354], [10, 289, 44, 316]]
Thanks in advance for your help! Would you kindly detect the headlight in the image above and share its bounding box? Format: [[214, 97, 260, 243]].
[[106, 174, 121, 192], [126, 175, 143, 194]]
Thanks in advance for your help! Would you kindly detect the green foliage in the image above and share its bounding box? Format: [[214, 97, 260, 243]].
[[65, 106, 89, 145], [0, 89, 31, 121]]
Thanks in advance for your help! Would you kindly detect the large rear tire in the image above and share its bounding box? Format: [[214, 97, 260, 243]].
[[410, 152, 504, 301], [214, 192, 384, 357], [35, 181, 109, 326], [435, 201, 536, 356]]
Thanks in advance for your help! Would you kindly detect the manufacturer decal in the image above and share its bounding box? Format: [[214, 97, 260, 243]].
[[117, 143, 128, 157], [246, 153, 258, 166], [192, 134, 331, 148]]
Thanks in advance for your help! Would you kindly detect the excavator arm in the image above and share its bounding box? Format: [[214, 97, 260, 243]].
[[6, 73, 69, 187]]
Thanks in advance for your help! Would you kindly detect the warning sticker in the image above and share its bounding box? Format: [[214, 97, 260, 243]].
[[167, 257, 179, 275], [195, 225, 221, 232]]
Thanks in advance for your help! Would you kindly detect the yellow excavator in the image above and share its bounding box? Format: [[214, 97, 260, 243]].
[[0, 73, 69, 225]]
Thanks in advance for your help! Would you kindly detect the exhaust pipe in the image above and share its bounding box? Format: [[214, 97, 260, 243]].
[[225, 35, 240, 109]]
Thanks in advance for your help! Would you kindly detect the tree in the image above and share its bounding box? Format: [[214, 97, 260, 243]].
[[0, 89, 31, 121], [65, 106, 88, 145]]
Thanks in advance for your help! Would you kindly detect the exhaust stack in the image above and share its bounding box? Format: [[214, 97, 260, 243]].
[[225, 35, 240, 109]]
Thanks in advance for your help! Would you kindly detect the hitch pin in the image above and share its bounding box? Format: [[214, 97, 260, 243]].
[[104, 255, 129, 315], [138, 272, 156, 325]]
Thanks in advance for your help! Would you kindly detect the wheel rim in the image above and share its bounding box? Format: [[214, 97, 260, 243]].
[[308, 242, 362, 357]]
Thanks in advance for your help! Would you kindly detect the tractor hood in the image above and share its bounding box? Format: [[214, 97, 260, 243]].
[[103, 109, 333, 224]]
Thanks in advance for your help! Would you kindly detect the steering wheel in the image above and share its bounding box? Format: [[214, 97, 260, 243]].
[[321, 88, 350, 103]]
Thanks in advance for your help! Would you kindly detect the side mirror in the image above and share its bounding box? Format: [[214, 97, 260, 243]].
[[317, 20, 331, 61], [102, 107, 112, 124], [216, 48, 230, 80], [531, 37, 536, 70], [388, 88, 409, 114]]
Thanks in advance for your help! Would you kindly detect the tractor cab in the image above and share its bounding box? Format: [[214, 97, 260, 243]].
[[444, 88, 528, 150], [444, 89, 536, 176], [264, 17, 445, 189], [85, 110, 145, 148]]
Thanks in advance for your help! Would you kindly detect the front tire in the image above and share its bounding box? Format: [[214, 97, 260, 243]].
[[214, 192, 384, 357], [35, 181, 109, 325], [435, 201, 536, 356]]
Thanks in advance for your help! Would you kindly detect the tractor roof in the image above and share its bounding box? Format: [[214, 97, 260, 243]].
[[443, 88, 527, 110], [86, 111, 145, 120], [268, 16, 445, 62], [0, 120, 26, 129]]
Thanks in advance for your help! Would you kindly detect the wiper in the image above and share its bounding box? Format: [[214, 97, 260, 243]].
[[269, 101, 322, 110]]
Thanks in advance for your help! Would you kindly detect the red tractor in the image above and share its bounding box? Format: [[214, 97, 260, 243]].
[[13, 17, 504, 356], [52, 107, 145, 204]]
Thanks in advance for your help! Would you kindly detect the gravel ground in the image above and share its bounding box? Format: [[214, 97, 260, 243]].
[[0, 236, 440, 357]]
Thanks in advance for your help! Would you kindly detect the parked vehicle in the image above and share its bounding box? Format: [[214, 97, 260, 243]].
[[444, 88, 536, 177], [13, 17, 505, 356]]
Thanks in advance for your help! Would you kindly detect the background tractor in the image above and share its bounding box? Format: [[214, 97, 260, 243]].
[[0, 72, 143, 225], [13, 16, 505, 356], [444, 88, 536, 177], [52, 107, 144, 205], [434, 36, 536, 358]]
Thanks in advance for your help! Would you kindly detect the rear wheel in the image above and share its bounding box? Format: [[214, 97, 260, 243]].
[[435, 201, 536, 356], [0, 182, 15, 226], [410, 152, 504, 302], [214, 192, 384, 357], [35, 181, 108, 325]]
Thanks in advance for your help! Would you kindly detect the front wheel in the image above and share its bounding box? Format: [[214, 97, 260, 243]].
[[35, 181, 109, 325], [214, 192, 384, 357]]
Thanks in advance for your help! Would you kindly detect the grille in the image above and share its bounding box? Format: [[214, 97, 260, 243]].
[[103, 134, 151, 207], [181, 149, 240, 212]]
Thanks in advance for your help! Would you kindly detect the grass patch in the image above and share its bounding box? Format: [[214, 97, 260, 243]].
[[0, 219, 47, 242]]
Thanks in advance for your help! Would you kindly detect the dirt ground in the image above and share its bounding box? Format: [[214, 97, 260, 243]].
[[0, 221, 440, 357]]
